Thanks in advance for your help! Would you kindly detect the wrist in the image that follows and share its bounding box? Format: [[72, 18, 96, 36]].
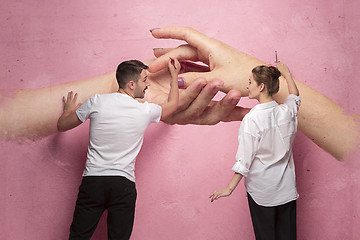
[[170, 73, 178, 79], [63, 109, 76, 116], [227, 186, 234, 193]]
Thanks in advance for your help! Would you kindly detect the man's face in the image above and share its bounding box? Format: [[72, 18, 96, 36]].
[[133, 69, 150, 99]]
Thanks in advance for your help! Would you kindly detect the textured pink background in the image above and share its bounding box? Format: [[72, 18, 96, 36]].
[[1, 0, 359, 239]]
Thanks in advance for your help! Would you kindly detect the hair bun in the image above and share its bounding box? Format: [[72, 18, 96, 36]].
[[251, 65, 280, 96], [268, 66, 281, 79]]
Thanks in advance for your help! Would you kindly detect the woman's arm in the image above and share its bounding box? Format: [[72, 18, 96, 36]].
[[209, 173, 243, 202], [276, 62, 299, 96]]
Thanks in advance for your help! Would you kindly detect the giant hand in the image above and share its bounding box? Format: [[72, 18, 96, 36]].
[[149, 27, 263, 95], [148, 27, 359, 160], [143, 60, 249, 125]]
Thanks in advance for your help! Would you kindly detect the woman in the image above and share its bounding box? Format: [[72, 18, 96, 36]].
[[210, 62, 300, 240]]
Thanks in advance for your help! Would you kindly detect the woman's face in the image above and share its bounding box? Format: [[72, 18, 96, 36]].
[[247, 73, 262, 99]]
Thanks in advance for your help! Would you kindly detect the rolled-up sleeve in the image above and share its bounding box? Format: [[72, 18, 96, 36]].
[[232, 118, 259, 177]]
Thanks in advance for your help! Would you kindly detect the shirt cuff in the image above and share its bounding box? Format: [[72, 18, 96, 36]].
[[232, 161, 249, 177]]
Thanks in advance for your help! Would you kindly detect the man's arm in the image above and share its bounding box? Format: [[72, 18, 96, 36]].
[[159, 58, 180, 120], [57, 91, 82, 132]]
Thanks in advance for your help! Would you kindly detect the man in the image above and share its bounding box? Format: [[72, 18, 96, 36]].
[[57, 59, 180, 240]]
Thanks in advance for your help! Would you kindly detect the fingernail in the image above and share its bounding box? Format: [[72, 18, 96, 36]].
[[153, 48, 163, 51], [150, 28, 160, 33], [178, 78, 185, 88], [198, 82, 206, 90], [230, 98, 240, 105], [212, 86, 220, 94]]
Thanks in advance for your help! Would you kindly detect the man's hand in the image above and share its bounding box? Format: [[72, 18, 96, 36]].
[[62, 91, 81, 114], [57, 91, 82, 132]]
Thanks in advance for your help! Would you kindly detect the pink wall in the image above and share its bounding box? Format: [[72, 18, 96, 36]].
[[1, 0, 359, 239]]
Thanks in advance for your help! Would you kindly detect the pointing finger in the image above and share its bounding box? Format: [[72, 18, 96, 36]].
[[150, 26, 214, 51]]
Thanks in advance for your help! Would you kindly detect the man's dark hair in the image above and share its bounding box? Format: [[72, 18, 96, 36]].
[[116, 60, 148, 89]]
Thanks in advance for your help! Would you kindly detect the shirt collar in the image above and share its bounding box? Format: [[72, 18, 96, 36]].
[[252, 101, 278, 111], [116, 92, 134, 100]]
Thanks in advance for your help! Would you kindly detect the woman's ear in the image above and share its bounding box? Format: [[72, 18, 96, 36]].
[[259, 83, 265, 92]]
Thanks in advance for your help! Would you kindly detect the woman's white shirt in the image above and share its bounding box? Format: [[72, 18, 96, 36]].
[[232, 94, 301, 206]]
